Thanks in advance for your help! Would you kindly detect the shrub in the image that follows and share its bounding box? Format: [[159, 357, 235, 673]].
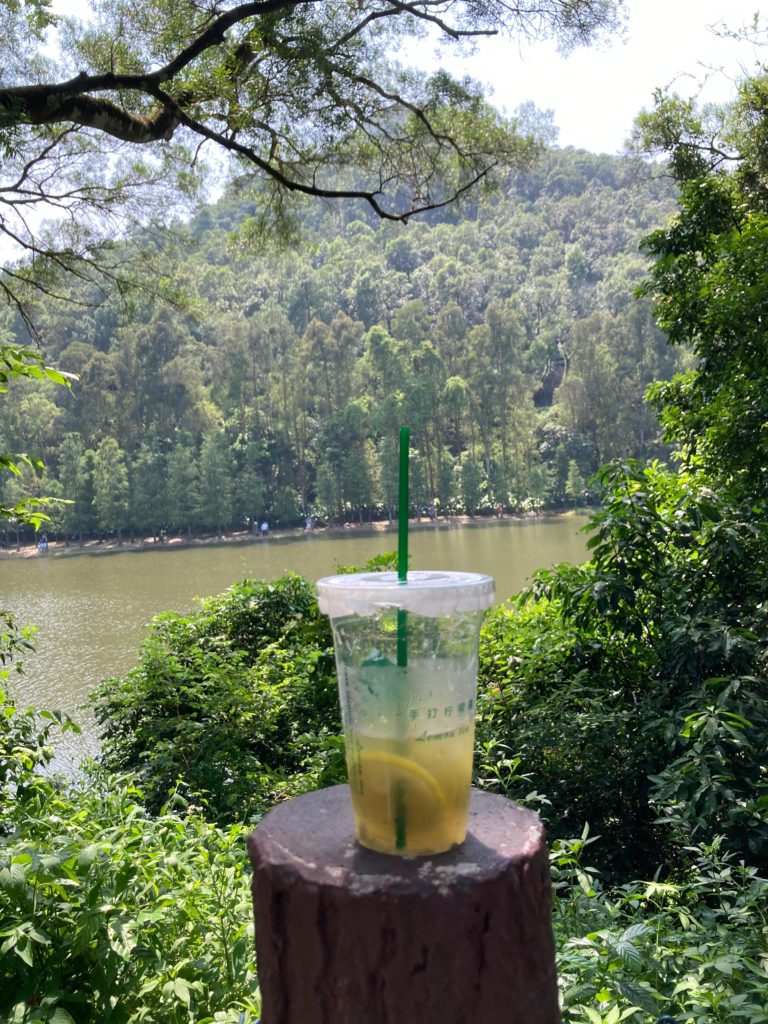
[[93, 575, 342, 823], [0, 683, 260, 1024], [476, 597, 667, 876], [476, 461, 768, 877], [553, 833, 768, 1024]]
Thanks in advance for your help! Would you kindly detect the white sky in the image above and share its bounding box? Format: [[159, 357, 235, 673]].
[[427, 0, 765, 154], [49, 0, 765, 156]]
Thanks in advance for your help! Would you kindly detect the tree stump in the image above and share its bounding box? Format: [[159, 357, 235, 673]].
[[248, 785, 559, 1024]]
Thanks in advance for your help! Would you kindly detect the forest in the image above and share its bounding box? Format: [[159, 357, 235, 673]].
[[1, 148, 682, 542]]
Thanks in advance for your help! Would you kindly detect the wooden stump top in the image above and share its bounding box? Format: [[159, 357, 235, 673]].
[[248, 784, 546, 895], [248, 785, 559, 1024]]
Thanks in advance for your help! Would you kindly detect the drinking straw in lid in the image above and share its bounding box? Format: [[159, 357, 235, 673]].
[[397, 425, 409, 667], [398, 425, 409, 583]]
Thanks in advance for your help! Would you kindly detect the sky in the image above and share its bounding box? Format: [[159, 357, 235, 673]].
[[48, 0, 765, 156], [412, 0, 765, 155]]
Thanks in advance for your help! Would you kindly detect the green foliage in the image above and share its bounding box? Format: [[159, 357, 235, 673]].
[[0, 717, 260, 1023], [0, 346, 73, 527], [1, 611, 260, 1023], [634, 75, 768, 501], [334, 550, 398, 575], [89, 463, 768, 878], [0, 346, 71, 393], [5, 581, 768, 1024], [477, 594, 665, 875], [93, 437, 129, 540], [643, 186, 768, 497], [1, 149, 680, 542], [93, 575, 341, 822], [553, 834, 768, 1024], [198, 430, 235, 534], [0, 0, 56, 40], [0, 0, 625, 334], [476, 460, 768, 876], [7, 38, 768, 1023], [1, 610, 67, 813]]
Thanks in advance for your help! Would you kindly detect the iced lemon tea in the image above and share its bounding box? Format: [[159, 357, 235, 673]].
[[346, 726, 475, 855], [317, 570, 495, 856]]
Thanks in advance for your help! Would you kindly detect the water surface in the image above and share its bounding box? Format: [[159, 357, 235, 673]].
[[0, 515, 590, 764]]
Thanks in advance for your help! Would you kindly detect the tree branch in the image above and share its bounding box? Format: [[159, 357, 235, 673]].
[[0, 0, 624, 334], [1, 89, 185, 144], [0, 0, 513, 147], [168, 91, 490, 220]]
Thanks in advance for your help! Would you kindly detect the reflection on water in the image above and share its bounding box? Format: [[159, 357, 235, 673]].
[[0, 515, 590, 765]]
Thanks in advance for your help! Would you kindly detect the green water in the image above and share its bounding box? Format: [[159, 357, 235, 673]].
[[0, 515, 590, 763]]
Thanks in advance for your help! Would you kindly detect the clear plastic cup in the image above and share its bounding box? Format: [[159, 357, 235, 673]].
[[317, 570, 495, 856]]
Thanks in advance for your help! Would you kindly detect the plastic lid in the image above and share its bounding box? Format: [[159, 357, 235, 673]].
[[316, 570, 495, 618]]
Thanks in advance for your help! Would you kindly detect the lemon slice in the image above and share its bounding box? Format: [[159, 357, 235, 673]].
[[358, 750, 446, 809]]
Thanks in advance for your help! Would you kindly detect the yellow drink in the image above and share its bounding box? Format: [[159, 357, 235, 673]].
[[346, 725, 475, 855], [317, 571, 495, 856]]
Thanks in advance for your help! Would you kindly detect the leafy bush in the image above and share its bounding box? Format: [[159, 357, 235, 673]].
[[2, 611, 65, 816], [553, 833, 768, 1023], [92, 488, 768, 883], [5, 540, 768, 1023], [93, 574, 342, 823], [476, 598, 666, 875], [476, 460, 768, 877], [0, 683, 260, 1024]]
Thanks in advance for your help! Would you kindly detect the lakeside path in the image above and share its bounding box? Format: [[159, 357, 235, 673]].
[[0, 511, 588, 561]]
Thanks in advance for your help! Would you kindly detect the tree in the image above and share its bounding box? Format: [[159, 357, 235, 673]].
[[198, 427, 235, 533], [56, 432, 85, 541], [435, 446, 457, 515], [167, 432, 201, 535], [3, 144, 686, 535], [314, 399, 373, 520], [75, 447, 99, 540], [636, 74, 768, 499], [475, 70, 768, 876], [342, 440, 376, 524], [0, 0, 623, 328], [233, 440, 268, 528], [130, 441, 169, 540], [376, 433, 400, 520], [565, 458, 587, 505], [459, 448, 484, 515], [92, 436, 129, 540]]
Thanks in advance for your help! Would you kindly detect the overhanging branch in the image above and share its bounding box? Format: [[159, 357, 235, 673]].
[[170, 94, 495, 221], [0, 0, 508, 147]]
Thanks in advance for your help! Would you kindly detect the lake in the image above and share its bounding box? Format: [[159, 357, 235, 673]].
[[0, 515, 590, 765]]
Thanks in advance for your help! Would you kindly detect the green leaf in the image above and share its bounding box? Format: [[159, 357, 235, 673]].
[[174, 977, 192, 1005], [49, 1010, 77, 1024], [14, 937, 33, 966], [43, 367, 77, 386], [76, 845, 99, 870], [615, 979, 662, 1015], [620, 923, 650, 943], [579, 1007, 605, 1024], [611, 938, 642, 970], [27, 926, 51, 945]]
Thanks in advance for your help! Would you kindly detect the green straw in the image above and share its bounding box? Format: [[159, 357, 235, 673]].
[[397, 426, 409, 582], [397, 425, 409, 667], [395, 426, 410, 847]]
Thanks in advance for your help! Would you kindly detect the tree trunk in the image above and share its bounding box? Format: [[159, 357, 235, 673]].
[[248, 785, 559, 1024]]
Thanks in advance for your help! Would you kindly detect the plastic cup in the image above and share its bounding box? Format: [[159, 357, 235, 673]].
[[317, 570, 495, 856]]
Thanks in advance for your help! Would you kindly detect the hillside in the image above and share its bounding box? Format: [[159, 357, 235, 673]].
[[1, 148, 682, 540]]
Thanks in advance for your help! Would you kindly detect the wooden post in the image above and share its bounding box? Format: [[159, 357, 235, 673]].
[[248, 785, 559, 1024]]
